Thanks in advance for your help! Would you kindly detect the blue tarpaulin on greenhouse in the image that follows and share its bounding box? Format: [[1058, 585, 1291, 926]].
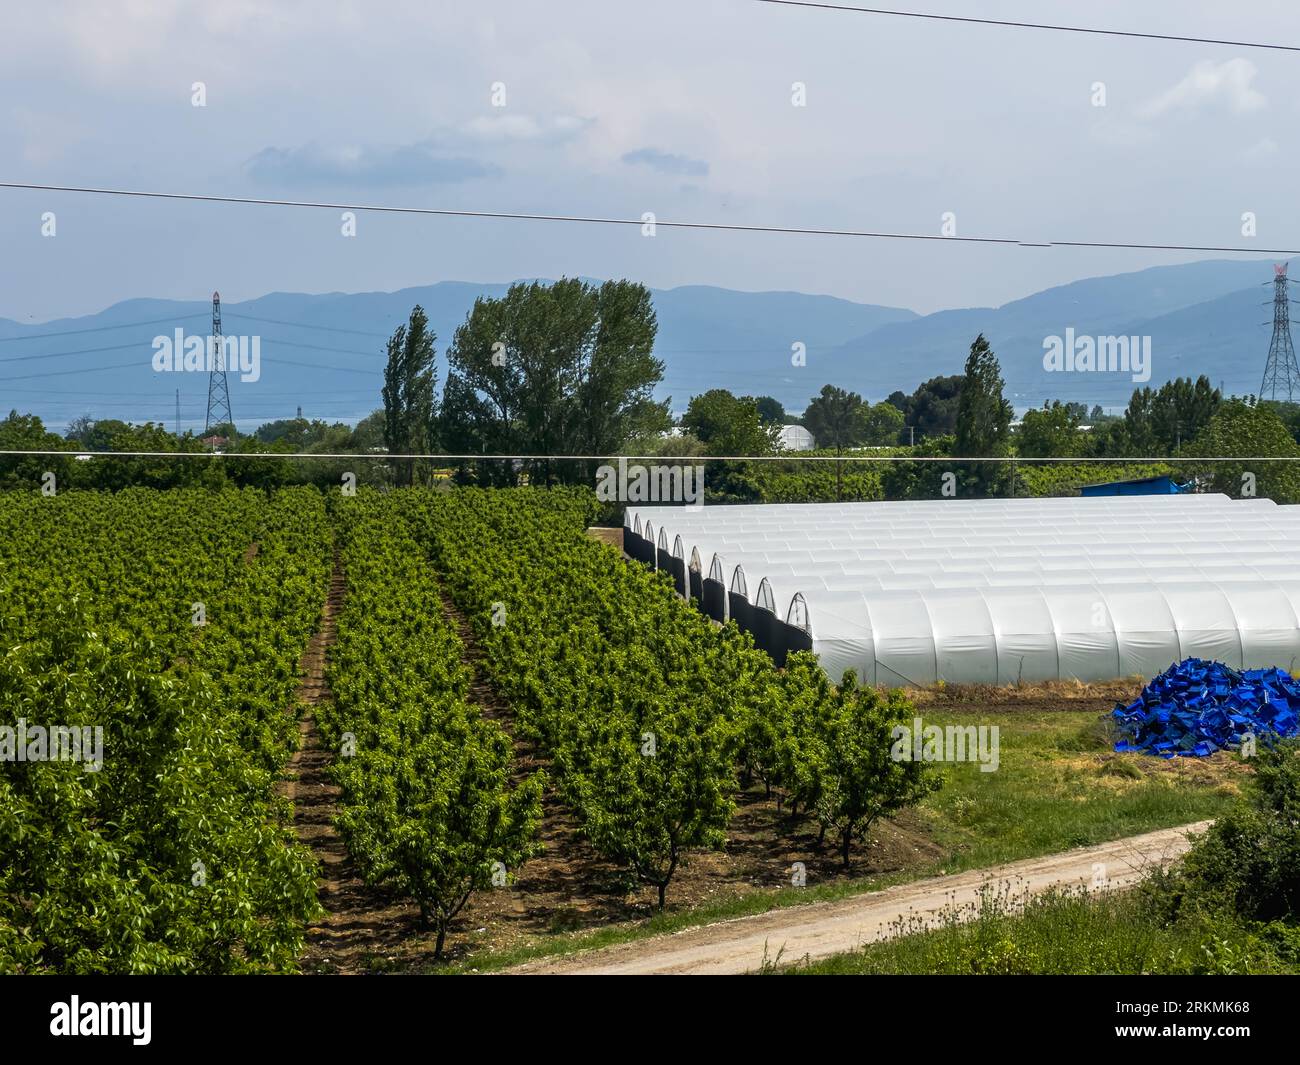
[[1113, 658, 1300, 758]]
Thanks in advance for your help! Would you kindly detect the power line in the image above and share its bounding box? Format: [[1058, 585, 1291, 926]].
[[2, 182, 1295, 256], [0, 334, 379, 366], [222, 311, 389, 338], [0, 360, 141, 382], [0, 310, 386, 344], [272, 358, 379, 376], [262, 338, 381, 358], [0, 341, 143, 365], [752, 1, 1300, 53], [0, 312, 209, 343], [0, 386, 378, 397]]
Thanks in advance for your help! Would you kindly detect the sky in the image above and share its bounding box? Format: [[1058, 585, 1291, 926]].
[[1, 0, 1298, 323]]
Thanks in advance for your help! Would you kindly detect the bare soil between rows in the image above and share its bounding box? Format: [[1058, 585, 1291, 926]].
[[282, 548, 1190, 973]]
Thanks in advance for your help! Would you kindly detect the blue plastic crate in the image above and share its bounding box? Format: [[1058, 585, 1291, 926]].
[[1112, 658, 1300, 757]]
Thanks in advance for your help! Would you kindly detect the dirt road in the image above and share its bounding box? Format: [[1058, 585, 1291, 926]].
[[508, 821, 1210, 975]]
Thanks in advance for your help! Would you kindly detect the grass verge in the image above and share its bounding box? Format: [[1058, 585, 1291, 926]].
[[419, 705, 1241, 973]]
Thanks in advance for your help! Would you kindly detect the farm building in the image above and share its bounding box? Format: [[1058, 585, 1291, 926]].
[[777, 424, 816, 451], [624, 495, 1300, 686]]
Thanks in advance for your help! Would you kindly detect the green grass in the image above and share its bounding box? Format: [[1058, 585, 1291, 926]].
[[427, 706, 1242, 973], [782, 884, 1300, 975], [912, 709, 1240, 872]]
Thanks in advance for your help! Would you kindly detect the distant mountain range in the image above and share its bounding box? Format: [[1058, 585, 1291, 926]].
[[0, 258, 1288, 433]]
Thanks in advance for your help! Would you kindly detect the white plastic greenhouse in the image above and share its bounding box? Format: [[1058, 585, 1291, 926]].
[[624, 496, 1300, 686]]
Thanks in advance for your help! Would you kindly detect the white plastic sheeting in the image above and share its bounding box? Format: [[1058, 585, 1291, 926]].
[[626, 496, 1300, 685]]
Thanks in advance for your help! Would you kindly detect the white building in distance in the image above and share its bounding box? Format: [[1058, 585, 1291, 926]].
[[777, 424, 816, 451]]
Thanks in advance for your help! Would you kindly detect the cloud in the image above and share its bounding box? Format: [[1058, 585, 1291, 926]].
[[245, 139, 497, 186], [457, 113, 593, 144], [1243, 137, 1278, 162], [1139, 58, 1266, 119], [621, 147, 708, 177]]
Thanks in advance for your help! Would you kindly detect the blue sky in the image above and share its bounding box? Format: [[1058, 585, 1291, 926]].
[[2, 0, 1298, 322]]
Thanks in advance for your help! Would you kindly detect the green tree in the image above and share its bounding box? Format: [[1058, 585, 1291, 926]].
[[568, 700, 741, 909], [72, 422, 203, 491], [1258, 400, 1300, 445], [881, 436, 954, 500], [1017, 400, 1083, 458], [803, 385, 866, 454], [755, 396, 786, 424], [350, 409, 387, 451], [1159, 741, 1300, 923], [443, 279, 664, 486], [680, 389, 779, 456], [1182, 397, 1300, 503], [0, 411, 75, 490], [821, 679, 939, 867], [861, 401, 905, 446], [1118, 376, 1221, 456], [896, 375, 964, 440], [339, 726, 543, 957], [954, 335, 1013, 495], [680, 389, 779, 500], [382, 305, 438, 487]]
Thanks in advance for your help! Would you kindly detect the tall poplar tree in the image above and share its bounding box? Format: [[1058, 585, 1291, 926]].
[[382, 305, 438, 487], [954, 334, 1013, 495]]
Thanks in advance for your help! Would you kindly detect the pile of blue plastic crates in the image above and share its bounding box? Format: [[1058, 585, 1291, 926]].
[[1113, 658, 1300, 757]]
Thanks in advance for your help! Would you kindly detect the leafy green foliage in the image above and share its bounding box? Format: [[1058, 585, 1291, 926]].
[[860, 401, 905, 446], [755, 396, 786, 424], [1014, 462, 1173, 497], [321, 493, 543, 956], [890, 375, 964, 440], [1183, 397, 1300, 503], [1120, 375, 1221, 456], [443, 278, 666, 486], [1016, 401, 1084, 458], [0, 411, 74, 489], [732, 454, 888, 503], [0, 488, 330, 972], [401, 487, 937, 904], [802, 385, 866, 453], [407, 488, 752, 906], [811, 670, 939, 866], [681, 389, 780, 456], [1153, 742, 1300, 924], [954, 334, 1013, 495], [382, 304, 439, 487]]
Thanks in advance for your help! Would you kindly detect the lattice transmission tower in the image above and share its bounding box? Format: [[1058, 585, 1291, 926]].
[[1260, 264, 1300, 402], [204, 290, 233, 439]]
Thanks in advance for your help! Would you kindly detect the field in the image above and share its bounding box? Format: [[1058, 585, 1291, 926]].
[[0, 485, 1253, 974]]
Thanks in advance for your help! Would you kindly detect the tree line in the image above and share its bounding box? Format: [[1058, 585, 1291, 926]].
[[4, 278, 1300, 498]]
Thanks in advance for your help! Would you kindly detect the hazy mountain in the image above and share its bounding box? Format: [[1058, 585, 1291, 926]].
[[0, 282, 914, 432], [822, 258, 1289, 410], [0, 258, 1288, 434]]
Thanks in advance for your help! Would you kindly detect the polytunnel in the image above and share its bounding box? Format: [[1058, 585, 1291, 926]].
[[623, 496, 1300, 684], [750, 577, 780, 660], [702, 554, 728, 622], [624, 515, 654, 565], [688, 546, 704, 602], [728, 565, 751, 633], [668, 535, 688, 597]]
